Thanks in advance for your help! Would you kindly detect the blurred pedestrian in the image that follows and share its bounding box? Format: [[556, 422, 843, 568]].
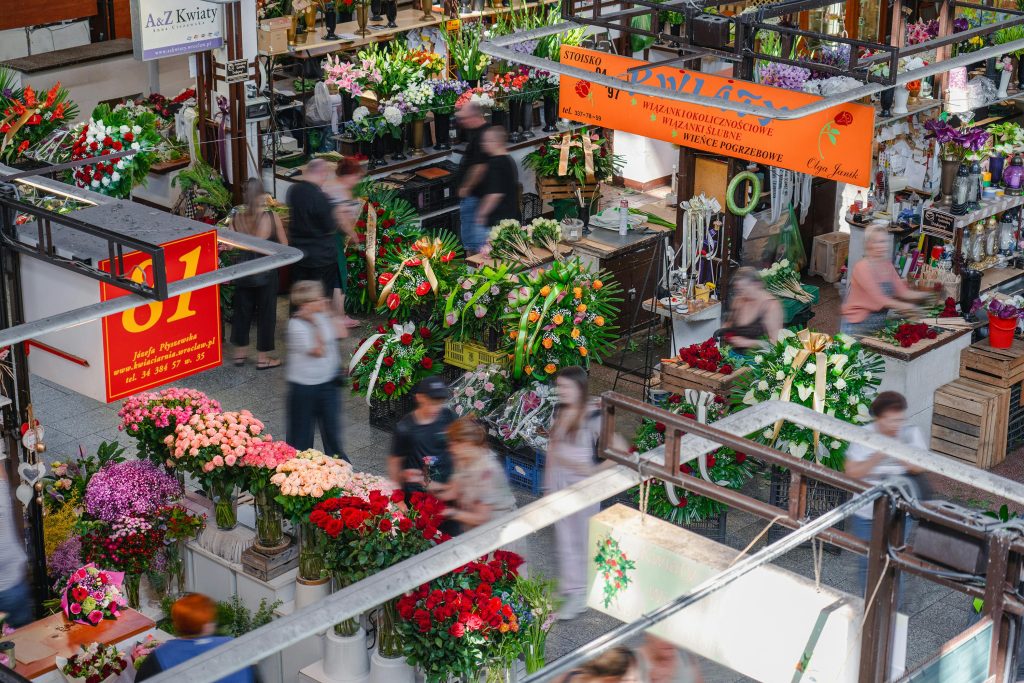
[[135, 593, 256, 682], [286, 280, 348, 462], [0, 471, 30, 627], [388, 376, 456, 497], [546, 365, 603, 620], [455, 103, 488, 254], [475, 126, 521, 237], [287, 158, 347, 337], [428, 417, 516, 533], [324, 157, 364, 330], [636, 635, 705, 683], [845, 391, 926, 593], [228, 178, 287, 370], [715, 266, 782, 352], [558, 647, 641, 682]]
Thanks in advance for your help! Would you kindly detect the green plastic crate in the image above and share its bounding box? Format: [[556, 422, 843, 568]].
[[780, 284, 819, 325]]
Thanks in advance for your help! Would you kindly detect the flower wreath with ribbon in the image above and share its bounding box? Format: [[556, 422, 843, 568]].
[[349, 322, 441, 403], [443, 263, 516, 338], [523, 127, 622, 186], [502, 259, 621, 381], [736, 329, 884, 470], [0, 81, 77, 164], [376, 233, 461, 318], [344, 191, 422, 314]]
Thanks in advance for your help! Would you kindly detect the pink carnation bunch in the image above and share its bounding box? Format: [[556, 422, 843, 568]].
[[244, 440, 298, 495], [165, 410, 270, 488], [118, 388, 221, 467]]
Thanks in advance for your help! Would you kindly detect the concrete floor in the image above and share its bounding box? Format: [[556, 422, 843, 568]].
[[22, 275, 1019, 682]]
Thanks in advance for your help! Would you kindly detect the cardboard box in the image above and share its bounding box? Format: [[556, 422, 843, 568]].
[[258, 18, 290, 55]]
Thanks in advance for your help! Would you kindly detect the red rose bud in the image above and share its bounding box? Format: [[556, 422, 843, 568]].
[[383, 356, 395, 367], [421, 357, 433, 369], [654, 422, 666, 433], [735, 452, 747, 464], [383, 382, 396, 395], [705, 455, 717, 468], [419, 327, 431, 338], [401, 333, 413, 345]]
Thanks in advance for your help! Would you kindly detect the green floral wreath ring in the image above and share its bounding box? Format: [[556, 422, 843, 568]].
[[725, 171, 761, 216]]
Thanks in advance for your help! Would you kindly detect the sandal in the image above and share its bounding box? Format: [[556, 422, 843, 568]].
[[233, 357, 246, 367], [256, 359, 283, 370]]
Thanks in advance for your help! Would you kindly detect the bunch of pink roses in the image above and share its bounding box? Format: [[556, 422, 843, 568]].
[[118, 388, 221, 468], [243, 439, 297, 495], [165, 410, 270, 490], [271, 449, 353, 523]]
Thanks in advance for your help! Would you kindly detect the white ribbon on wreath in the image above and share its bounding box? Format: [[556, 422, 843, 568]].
[[349, 323, 416, 406], [664, 389, 730, 506]]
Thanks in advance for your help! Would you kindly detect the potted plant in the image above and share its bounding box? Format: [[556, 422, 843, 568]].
[[986, 121, 1022, 184], [429, 80, 467, 150], [972, 294, 1023, 348]]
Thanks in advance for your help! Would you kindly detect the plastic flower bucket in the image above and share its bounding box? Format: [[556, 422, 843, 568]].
[[989, 315, 1017, 348]]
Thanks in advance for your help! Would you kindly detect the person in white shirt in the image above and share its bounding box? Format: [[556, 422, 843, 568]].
[[844, 391, 925, 593]]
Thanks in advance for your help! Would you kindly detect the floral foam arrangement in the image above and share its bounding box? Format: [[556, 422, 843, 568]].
[[523, 127, 622, 185], [375, 233, 461, 318], [0, 76, 77, 164], [443, 264, 517, 341], [69, 103, 161, 199], [60, 564, 126, 625]]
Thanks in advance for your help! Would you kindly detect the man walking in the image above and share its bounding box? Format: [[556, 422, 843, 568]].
[[476, 126, 521, 232], [455, 103, 488, 254], [388, 377, 456, 497]]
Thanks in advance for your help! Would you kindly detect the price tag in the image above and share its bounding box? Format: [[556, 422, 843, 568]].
[[445, 18, 461, 32]]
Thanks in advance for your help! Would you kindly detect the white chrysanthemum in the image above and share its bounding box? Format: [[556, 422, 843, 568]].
[[775, 370, 786, 381], [805, 362, 816, 374], [754, 355, 764, 364], [757, 380, 769, 391], [835, 378, 847, 390]]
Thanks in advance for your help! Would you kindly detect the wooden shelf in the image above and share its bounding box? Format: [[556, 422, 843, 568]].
[[922, 194, 1024, 239], [981, 266, 1024, 292]]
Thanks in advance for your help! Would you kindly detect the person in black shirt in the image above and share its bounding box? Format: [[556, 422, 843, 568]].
[[389, 376, 456, 496], [476, 126, 521, 232], [286, 159, 346, 333], [456, 103, 489, 254]]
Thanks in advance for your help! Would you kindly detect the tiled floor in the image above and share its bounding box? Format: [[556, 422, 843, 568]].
[[22, 253, 1019, 682]]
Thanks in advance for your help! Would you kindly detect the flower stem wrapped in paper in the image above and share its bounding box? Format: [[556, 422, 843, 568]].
[[734, 329, 884, 470], [485, 381, 556, 451], [449, 364, 512, 417]]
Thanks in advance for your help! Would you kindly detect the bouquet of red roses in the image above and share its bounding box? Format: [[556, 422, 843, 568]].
[[677, 338, 733, 374], [878, 321, 938, 348]]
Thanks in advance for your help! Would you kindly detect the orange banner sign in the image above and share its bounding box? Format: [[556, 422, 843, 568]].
[[558, 46, 874, 187], [99, 230, 222, 402]]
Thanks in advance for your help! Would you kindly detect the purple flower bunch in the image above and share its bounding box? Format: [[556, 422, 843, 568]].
[[432, 79, 469, 115], [981, 298, 1021, 320], [84, 460, 182, 523], [924, 118, 991, 161], [48, 535, 84, 584], [907, 19, 939, 45], [953, 17, 970, 32], [507, 39, 540, 56], [757, 62, 811, 91], [809, 43, 851, 80]]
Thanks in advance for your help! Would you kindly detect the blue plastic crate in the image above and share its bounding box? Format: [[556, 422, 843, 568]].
[[503, 448, 546, 495]]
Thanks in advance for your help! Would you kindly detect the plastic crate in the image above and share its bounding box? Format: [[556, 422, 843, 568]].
[[368, 392, 415, 432], [503, 446, 546, 494], [768, 465, 848, 552], [420, 207, 460, 235], [444, 339, 509, 371]]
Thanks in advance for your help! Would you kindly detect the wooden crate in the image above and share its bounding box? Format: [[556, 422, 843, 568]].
[[660, 362, 750, 396], [536, 176, 600, 203], [931, 378, 1011, 469], [240, 542, 298, 581], [809, 232, 850, 283], [959, 339, 1024, 390]]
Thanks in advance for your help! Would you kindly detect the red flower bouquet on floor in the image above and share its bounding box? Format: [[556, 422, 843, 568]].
[[396, 551, 526, 682], [878, 321, 938, 348], [677, 338, 733, 374]]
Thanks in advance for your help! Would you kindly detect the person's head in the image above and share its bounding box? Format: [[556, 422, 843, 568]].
[[305, 158, 332, 186], [482, 125, 508, 156], [446, 417, 488, 466], [865, 227, 889, 261], [456, 102, 485, 130], [413, 376, 449, 417], [869, 391, 908, 438], [732, 266, 765, 299], [244, 177, 268, 215], [335, 156, 364, 190], [171, 593, 217, 638], [572, 647, 640, 683], [554, 366, 589, 408], [291, 280, 326, 316]]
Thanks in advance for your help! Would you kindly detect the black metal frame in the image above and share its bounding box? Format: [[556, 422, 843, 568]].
[[0, 184, 169, 301], [561, 0, 1024, 88]]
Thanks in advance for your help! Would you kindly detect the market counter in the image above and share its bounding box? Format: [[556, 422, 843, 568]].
[[858, 326, 975, 438]]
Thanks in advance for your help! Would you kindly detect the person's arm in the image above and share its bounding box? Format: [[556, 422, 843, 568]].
[[851, 262, 916, 314], [272, 214, 288, 246], [335, 204, 358, 241], [844, 450, 886, 479], [476, 193, 502, 227], [447, 500, 493, 527], [763, 297, 784, 343], [287, 319, 323, 358]]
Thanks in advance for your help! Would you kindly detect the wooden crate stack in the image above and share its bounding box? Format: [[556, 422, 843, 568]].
[[809, 232, 850, 284], [536, 176, 601, 204], [959, 340, 1024, 390], [930, 379, 1010, 469], [660, 362, 750, 396]]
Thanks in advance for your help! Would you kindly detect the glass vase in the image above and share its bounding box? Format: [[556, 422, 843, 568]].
[[212, 480, 238, 530], [123, 573, 141, 610], [254, 490, 285, 549], [297, 520, 325, 582], [165, 538, 186, 598], [524, 640, 546, 674], [332, 574, 361, 636], [484, 661, 518, 683], [377, 599, 402, 658]]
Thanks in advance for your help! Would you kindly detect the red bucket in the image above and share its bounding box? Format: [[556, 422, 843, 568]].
[[989, 314, 1018, 348]]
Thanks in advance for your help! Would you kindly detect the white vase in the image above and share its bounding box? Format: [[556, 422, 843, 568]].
[[999, 70, 1012, 99], [893, 87, 910, 115], [369, 650, 414, 683], [295, 577, 331, 610], [322, 628, 370, 682]]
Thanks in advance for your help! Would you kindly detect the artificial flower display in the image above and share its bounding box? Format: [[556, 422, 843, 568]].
[[69, 103, 161, 199], [118, 388, 222, 468], [60, 564, 126, 625], [396, 551, 526, 682], [349, 322, 442, 402], [58, 642, 129, 683], [736, 329, 884, 469], [503, 258, 621, 380], [0, 74, 77, 164], [375, 232, 462, 319]]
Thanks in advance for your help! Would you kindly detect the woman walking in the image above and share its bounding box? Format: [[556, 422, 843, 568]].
[[228, 178, 288, 369], [285, 280, 348, 462], [325, 157, 364, 329]]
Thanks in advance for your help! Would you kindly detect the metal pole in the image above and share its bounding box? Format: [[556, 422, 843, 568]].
[[523, 485, 887, 682]]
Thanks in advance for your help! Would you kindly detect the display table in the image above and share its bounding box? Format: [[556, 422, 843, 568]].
[[858, 327, 975, 438], [10, 609, 155, 679], [642, 298, 722, 352]]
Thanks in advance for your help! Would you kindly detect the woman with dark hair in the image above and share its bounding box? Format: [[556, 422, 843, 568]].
[[228, 177, 288, 369], [558, 647, 641, 682], [546, 366, 603, 620], [427, 417, 516, 533], [325, 156, 365, 329]]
